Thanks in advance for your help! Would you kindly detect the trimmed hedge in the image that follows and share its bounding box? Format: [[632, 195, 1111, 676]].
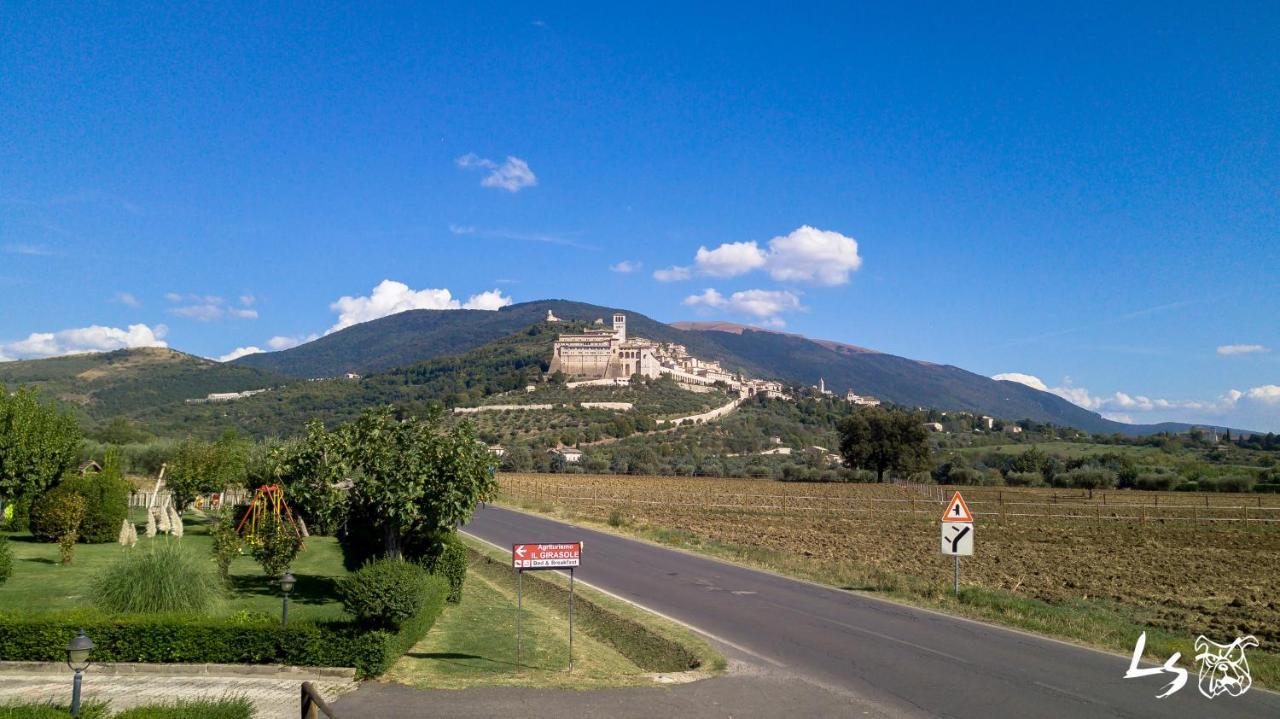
[[0, 583, 448, 678], [0, 537, 11, 585], [467, 549, 700, 672], [29, 474, 129, 544], [338, 560, 441, 630], [419, 533, 467, 603]]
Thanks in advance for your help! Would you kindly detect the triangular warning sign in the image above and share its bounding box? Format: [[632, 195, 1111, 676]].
[[942, 492, 974, 522]]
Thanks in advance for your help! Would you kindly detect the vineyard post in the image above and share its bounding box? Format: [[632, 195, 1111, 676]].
[[782, 485, 787, 516]]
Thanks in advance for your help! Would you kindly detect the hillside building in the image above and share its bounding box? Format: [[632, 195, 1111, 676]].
[[548, 313, 789, 398], [845, 389, 881, 406]]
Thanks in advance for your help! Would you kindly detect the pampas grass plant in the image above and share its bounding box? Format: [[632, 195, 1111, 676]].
[[145, 508, 157, 538], [157, 505, 171, 534], [93, 541, 223, 614], [170, 507, 184, 538]]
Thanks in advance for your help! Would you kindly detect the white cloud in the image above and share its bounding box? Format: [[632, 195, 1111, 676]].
[[1217, 344, 1270, 356], [610, 260, 642, 273], [991, 372, 1049, 391], [327, 280, 513, 334], [668, 226, 863, 285], [165, 293, 257, 322], [653, 266, 693, 282], [267, 334, 318, 351], [1245, 385, 1280, 405], [764, 225, 863, 285], [462, 289, 514, 311], [694, 242, 767, 277], [1, 323, 168, 360], [3, 243, 59, 256], [113, 292, 140, 308], [456, 153, 537, 192], [218, 346, 263, 362], [993, 372, 1280, 429], [683, 288, 804, 326]]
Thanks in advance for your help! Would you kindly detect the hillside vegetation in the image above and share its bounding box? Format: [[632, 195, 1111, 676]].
[[233, 300, 1224, 436], [0, 348, 291, 425]]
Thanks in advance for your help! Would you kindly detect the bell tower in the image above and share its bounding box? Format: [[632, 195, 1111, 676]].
[[612, 313, 626, 342]]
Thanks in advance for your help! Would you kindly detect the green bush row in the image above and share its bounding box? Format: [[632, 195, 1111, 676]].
[[418, 533, 467, 603], [0, 698, 250, 719], [0, 594, 447, 678], [466, 549, 700, 673]]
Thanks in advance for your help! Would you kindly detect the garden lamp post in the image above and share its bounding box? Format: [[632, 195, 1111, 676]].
[[65, 628, 94, 718], [279, 573, 296, 627]]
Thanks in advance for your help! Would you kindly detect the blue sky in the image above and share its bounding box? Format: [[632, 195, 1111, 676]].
[[2, 3, 1277, 430]]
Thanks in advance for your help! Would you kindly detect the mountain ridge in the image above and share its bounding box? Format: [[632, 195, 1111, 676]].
[[232, 300, 1249, 436]]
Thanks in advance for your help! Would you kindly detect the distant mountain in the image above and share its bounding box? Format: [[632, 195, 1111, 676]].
[[231, 300, 1236, 436], [0, 347, 292, 423]]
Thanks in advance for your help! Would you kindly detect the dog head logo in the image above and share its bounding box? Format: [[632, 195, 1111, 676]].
[[1194, 635, 1258, 699]]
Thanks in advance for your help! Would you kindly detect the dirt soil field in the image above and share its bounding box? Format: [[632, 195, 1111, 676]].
[[499, 474, 1280, 649]]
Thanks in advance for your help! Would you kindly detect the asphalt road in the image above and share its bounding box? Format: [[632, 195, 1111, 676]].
[[465, 505, 1280, 719]]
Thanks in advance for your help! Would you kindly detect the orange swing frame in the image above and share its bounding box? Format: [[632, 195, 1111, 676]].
[[235, 484, 305, 545]]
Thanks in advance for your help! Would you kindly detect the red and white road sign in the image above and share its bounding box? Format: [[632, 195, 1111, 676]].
[[942, 491, 974, 523], [512, 542, 582, 569]]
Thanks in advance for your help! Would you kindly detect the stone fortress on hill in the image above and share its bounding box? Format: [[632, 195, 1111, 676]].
[[547, 312, 787, 398]]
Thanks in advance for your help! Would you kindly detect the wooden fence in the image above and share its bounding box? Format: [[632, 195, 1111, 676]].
[[128, 488, 249, 509]]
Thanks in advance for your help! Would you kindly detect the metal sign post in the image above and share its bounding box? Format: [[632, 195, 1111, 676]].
[[568, 568, 575, 672], [940, 493, 974, 596], [516, 569, 523, 672], [512, 542, 582, 673]]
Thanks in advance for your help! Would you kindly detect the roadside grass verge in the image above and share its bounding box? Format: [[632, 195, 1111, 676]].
[[463, 536, 722, 675], [387, 568, 651, 689], [502, 499, 1280, 690]]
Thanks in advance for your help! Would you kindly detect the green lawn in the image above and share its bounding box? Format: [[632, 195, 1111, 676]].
[[386, 568, 654, 689], [0, 509, 350, 622]]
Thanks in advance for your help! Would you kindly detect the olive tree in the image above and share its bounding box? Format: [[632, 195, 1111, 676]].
[[342, 406, 497, 560], [838, 406, 932, 482]]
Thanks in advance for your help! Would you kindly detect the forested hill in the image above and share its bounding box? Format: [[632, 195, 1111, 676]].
[[0, 347, 292, 423], [232, 299, 1195, 435]]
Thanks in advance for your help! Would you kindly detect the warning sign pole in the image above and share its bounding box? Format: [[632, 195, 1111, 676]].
[[954, 554, 959, 596], [568, 568, 575, 672], [516, 569, 523, 672]]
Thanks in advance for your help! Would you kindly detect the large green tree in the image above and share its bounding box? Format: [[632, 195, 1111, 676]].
[[269, 420, 350, 535], [342, 406, 497, 559], [838, 406, 932, 482], [165, 430, 247, 509], [0, 386, 82, 503]]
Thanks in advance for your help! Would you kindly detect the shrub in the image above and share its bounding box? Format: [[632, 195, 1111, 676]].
[[92, 541, 223, 614], [58, 472, 131, 544], [946, 468, 985, 486], [1174, 481, 1199, 492], [250, 513, 303, 578], [338, 559, 442, 630], [208, 511, 242, 581], [30, 490, 86, 564], [0, 537, 11, 585], [418, 533, 467, 604], [1004, 471, 1043, 487], [1133, 471, 1178, 492], [1213, 475, 1255, 493]]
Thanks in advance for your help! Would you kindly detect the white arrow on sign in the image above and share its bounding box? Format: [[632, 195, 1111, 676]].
[[515, 545, 527, 557]]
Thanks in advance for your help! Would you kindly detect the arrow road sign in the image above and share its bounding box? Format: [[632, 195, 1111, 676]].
[[512, 542, 582, 569], [941, 522, 974, 556]]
